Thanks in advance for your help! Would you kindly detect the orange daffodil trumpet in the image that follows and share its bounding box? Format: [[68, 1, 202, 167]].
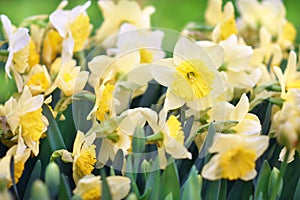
[[49, 1, 92, 63]]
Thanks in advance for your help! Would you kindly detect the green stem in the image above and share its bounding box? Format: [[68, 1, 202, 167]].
[[269, 149, 289, 200]]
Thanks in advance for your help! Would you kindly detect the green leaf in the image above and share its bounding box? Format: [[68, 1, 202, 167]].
[[160, 159, 180, 200], [125, 155, 140, 197], [268, 167, 282, 199], [226, 180, 244, 200], [132, 126, 146, 153], [219, 180, 227, 200], [293, 178, 300, 200], [101, 170, 112, 200], [58, 175, 72, 200], [42, 104, 66, 151], [22, 160, 41, 200], [199, 123, 216, 161], [181, 166, 202, 200], [112, 149, 124, 172], [144, 158, 160, 200], [204, 180, 220, 200], [254, 160, 271, 200]]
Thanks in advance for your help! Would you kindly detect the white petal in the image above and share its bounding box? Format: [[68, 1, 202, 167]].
[[150, 62, 176, 87], [11, 28, 30, 52], [0, 15, 12, 39], [49, 9, 69, 37], [107, 176, 131, 200], [196, 41, 224, 68], [163, 90, 185, 111], [230, 93, 249, 121], [201, 154, 223, 180], [62, 33, 74, 64], [240, 169, 257, 181]]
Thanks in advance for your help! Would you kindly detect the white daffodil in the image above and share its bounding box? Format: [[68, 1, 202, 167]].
[[211, 2, 238, 42], [217, 35, 261, 98], [209, 93, 261, 135], [272, 89, 300, 163], [0, 86, 48, 156], [202, 133, 269, 181], [95, 0, 155, 42], [273, 51, 300, 98], [236, 0, 286, 36], [0, 15, 30, 78], [49, 1, 92, 63], [108, 23, 165, 63], [73, 175, 131, 200], [150, 37, 226, 111]]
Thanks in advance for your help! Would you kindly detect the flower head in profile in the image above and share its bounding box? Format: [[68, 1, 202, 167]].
[[0, 86, 48, 155], [202, 133, 269, 180], [0, 15, 30, 78], [56, 131, 97, 184], [73, 175, 130, 200], [49, 1, 92, 63], [95, 0, 155, 42]]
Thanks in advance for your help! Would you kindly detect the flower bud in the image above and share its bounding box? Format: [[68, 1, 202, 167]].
[[30, 180, 50, 200], [45, 162, 60, 198]]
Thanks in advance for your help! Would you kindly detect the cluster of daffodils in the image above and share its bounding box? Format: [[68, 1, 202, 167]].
[[0, 0, 299, 199]]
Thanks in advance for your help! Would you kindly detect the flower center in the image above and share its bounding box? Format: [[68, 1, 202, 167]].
[[70, 14, 90, 52], [220, 17, 237, 40], [28, 39, 40, 68], [173, 60, 215, 100], [26, 72, 50, 93], [140, 48, 153, 63], [82, 186, 101, 200], [96, 83, 115, 121], [75, 145, 96, 178], [13, 45, 29, 73], [220, 147, 256, 180], [42, 29, 62, 64], [63, 73, 73, 83], [20, 108, 44, 141], [166, 115, 184, 144]]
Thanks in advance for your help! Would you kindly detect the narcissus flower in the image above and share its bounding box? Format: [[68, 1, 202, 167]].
[[0, 137, 31, 187], [49, 1, 92, 63], [0, 15, 30, 78], [202, 133, 269, 180], [95, 0, 155, 42], [73, 175, 130, 200], [151, 37, 225, 111], [0, 86, 48, 155], [58, 131, 97, 184]]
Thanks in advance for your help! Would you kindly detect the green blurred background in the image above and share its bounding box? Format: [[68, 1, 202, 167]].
[[0, 0, 299, 42]]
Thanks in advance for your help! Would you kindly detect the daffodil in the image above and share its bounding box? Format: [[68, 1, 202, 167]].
[[108, 23, 165, 63], [73, 175, 130, 200], [272, 89, 300, 163], [211, 2, 238, 42], [0, 15, 30, 78], [151, 37, 226, 111], [273, 51, 300, 98], [0, 86, 48, 155], [24, 64, 51, 95], [47, 58, 89, 97], [49, 1, 92, 63], [236, 0, 286, 36], [0, 137, 31, 187], [202, 133, 269, 180], [95, 0, 155, 42], [277, 20, 297, 50], [57, 131, 97, 184]]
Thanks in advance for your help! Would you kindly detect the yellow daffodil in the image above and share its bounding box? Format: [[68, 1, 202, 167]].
[[47, 58, 89, 97], [58, 131, 97, 184], [73, 175, 130, 200], [95, 0, 155, 42], [278, 20, 297, 50], [0, 15, 30, 78], [24, 64, 51, 95], [202, 133, 269, 180], [0, 86, 48, 155], [49, 1, 92, 63], [151, 37, 226, 111], [0, 137, 31, 187]]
